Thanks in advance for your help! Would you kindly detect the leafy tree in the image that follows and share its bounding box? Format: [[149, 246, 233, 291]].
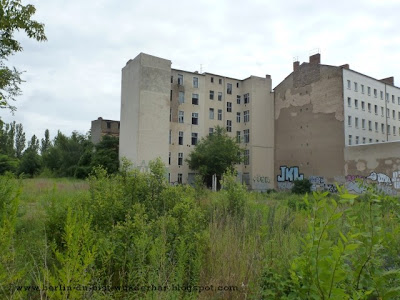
[[0, 121, 15, 156], [90, 135, 119, 175], [14, 123, 25, 158], [291, 178, 312, 194], [40, 129, 50, 155], [186, 126, 243, 187], [18, 134, 41, 176], [0, 0, 47, 112]]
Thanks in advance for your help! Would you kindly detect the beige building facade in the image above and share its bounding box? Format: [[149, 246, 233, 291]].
[[91, 117, 120, 144], [120, 53, 274, 191]]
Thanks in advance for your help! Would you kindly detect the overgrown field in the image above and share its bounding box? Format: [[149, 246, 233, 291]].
[[1, 162, 400, 299]]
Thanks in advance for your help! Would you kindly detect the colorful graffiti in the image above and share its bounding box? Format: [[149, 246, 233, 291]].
[[393, 171, 400, 189], [277, 166, 304, 182], [367, 172, 392, 184], [252, 175, 271, 191]]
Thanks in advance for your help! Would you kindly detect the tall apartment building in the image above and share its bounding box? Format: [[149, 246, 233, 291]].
[[120, 53, 274, 191], [274, 53, 400, 193]]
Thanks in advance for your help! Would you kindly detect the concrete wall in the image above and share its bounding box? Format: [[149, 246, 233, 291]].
[[91, 118, 120, 144], [274, 62, 345, 190], [344, 142, 400, 195], [120, 53, 171, 169]]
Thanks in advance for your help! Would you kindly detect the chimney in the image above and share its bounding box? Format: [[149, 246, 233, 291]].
[[380, 77, 394, 86], [339, 64, 350, 69], [293, 61, 300, 71], [309, 53, 320, 64]]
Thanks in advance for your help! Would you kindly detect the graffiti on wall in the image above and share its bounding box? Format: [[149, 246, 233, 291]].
[[253, 175, 271, 191], [277, 182, 294, 190], [277, 166, 304, 182], [367, 172, 392, 184], [393, 171, 400, 189]]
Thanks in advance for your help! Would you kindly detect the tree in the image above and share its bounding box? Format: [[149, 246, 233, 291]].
[[0, 0, 47, 112], [18, 134, 41, 176], [90, 135, 119, 175], [40, 129, 50, 155], [186, 126, 243, 187], [15, 123, 25, 158]]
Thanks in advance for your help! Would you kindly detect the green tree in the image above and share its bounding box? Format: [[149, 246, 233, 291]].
[[90, 135, 119, 175], [0, 0, 47, 112], [18, 134, 41, 176], [186, 126, 243, 187], [40, 128, 50, 155], [14, 122, 25, 158]]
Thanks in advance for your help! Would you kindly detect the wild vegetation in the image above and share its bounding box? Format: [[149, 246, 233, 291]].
[[1, 160, 399, 299]]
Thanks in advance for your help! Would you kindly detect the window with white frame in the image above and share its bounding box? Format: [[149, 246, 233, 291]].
[[386, 93, 389, 102], [374, 105, 377, 114], [226, 120, 232, 132], [392, 95, 395, 103], [218, 109, 222, 120], [236, 112, 240, 123], [381, 123, 385, 133], [193, 77, 198, 88], [227, 102, 232, 112], [362, 119, 365, 129], [244, 110, 250, 123], [236, 131, 241, 143], [355, 99, 358, 108], [178, 74, 183, 85], [237, 95, 241, 104], [393, 110, 396, 119], [244, 93, 250, 104], [381, 107, 384, 116], [355, 136, 359, 144], [178, 153, 183, 165], [374, 89, 377, 98], [177, 173, 182, 184], [368, 103, 371, 112], [244, 129, 250, 143], [369, 138, 372, 143], [178, 131, 183, 145], [192, 93, 199, 105], [209, 90, 214, 100], [354, 82, 358, 91], [388, 125, 391, 135], [380, 91, 383, 100], [375, 122, 378, 132], [367, 86, 371, 95], [348, 116, 352, 126], [355, 117, 359, 128], [347, 97, 351, 107], [192, 113, 198, 125], [361, 84, 364, 93], [347, 80, 351, 89], [368, 120, 372, 131], [361, 101, 365, 110], [362, 137, 366, 144], [209, 108, 214, 119], [192, 133, 198, 145], [244, 150, 250, 165], [227, 83, 232, 94], [218, 92, 222, 101], [178, 111, 184, 123], [209, 128, 214, 135], [348, 135, 352, 145]]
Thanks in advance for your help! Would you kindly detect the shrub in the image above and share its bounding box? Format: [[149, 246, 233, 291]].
[[291, 179, 312, 194]]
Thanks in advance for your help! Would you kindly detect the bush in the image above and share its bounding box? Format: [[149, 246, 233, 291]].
[[291, 179, 312, 194]]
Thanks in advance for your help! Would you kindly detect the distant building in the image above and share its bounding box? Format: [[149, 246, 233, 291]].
[[91, 117, 120, 144]]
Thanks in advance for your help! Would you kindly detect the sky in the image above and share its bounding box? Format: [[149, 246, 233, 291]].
[[2, 0, 400, 142]]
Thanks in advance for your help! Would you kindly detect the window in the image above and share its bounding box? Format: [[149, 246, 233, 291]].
[[387, 108, 389, 118], [347, 97, 351, 107], [236, 112, 240, 123], [361, 101, 365, 110], [244, 93, 250, 104], [209, 128, 214, 135], [244, 110, 250, 123], [244, 129, 250, 143], [168, 173, 170, 183], [170, 90, 172, 101], [393, 126, 396, 135], [236, 82, 239, 88], [106, 122, 111, 129], [381, 107, 384, 116], [354, 82, 358, 91], [218, 109, 222, 120], [227, 83, 232, 94], [398, 111, 400, 120], [388, 125, 391, 135], [237, 95, 241, 104], [386, 93, 389, 102], [368, 120, 372, 131], [368, 103, 371, 112], [211, 77, 214, 83], [355, 117, 359, 128], [236, 131, 241, 143], [178, 153, 183, 166], [209, 90, 214, 100], [244, 150, 250, 165], [362, 137, 366, 144], [191, 133, 198, 145], [375, 122, 378, 132], [178, 131, 183, 145], [354, 99, 358, 108], [171, 76, 173, 83], [392, 95, 395, 103], [227, 102, 232, 112], [219, 78, 222, 84], [348, 135, 352, 145], [169, 152, 171, 165], [361, 84, 364, 93], [192, 113, 198, 125], [193, 77, 198, 88], [374, 89, 377, 98], [367, 86, 371, 95], [398, 97, 400, 105], [393, 110, 396, 119], [374, 105, 378, 114], [209, 108, 214, 119], [226, 120, 232, 132], [381, 123, 385, 133], [362, 119, 365, 129], [178, 111, 184, 123], [355, 136, 359, 144], [177, 173, 182, 184], [376, 139, 379, 143], [169, 130, 172, 144], [178, 74, 183, 85], [179, 91, 185, 104], [369, 138, 372, 143], [380, 91, 383, 100], [347, 80, 351, 89], [192, 93, 199, 105], [348, 116, 352, 126], [218, 92, 222, 101]]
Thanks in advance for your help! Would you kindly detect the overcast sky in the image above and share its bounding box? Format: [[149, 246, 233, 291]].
[[2, 0, 400, 141]]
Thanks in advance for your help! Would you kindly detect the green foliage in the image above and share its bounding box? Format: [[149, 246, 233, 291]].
[[18, 134, 42, 176], [90, 135, 119, 175], [0, 0, 47, 112], [186, 126, 243, 186], [0, 153, 18, 174], [291, 178, 312, 194], [221, 169, 247, 220]]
